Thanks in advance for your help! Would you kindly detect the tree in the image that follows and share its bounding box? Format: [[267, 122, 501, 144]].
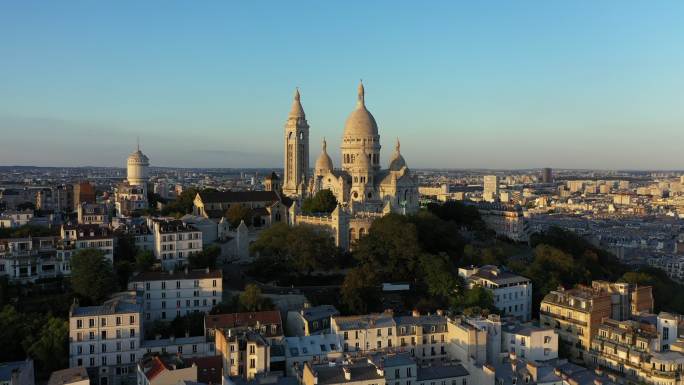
[[287, 225, 339, 275], [419, 254, 458, 300], [409, 211, 464, 257], [70, 249, 117, 303], [135, 250, 156, 272], [250, 223, 290, 258], [353, 214, 421, 281], [0, 305, 28, 362], [25, 315, 68, 376], [161, 188, 199, 217], [189, 245, 221, 269], [170, 312, 206, 337], [239, 284, 274, 312], [114, 260, 134, 290], [455, 285, 495, 313], [226, 204, 252, 228], [301, 189, 338, 214], [114, 233, 138, 263], [341, 265, 380, 314]]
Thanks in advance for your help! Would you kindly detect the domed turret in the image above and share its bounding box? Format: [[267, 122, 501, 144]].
[[388, 138, 406, 171], [343, 81, 378, 137], [341, 81, 381, 173], [315, 138, 333, 175], [127, 141, 149, 187], [289, 87, 305, 118]]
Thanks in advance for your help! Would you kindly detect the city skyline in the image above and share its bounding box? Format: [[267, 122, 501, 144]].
[[2, 1, 683, 169]]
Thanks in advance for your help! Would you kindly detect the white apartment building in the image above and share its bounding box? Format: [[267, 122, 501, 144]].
[[501, 323, 558, 362], [58, 224, 115, 266], [0, 210, 33, 228], [146, 218, 202, 270], [458, 265, 533, 321], [69, 292, 143, 385], [330, 310, 450, 362], [77, 202, 110, 225], [0, 236, 62, 282], [128, 268, 222, 322]]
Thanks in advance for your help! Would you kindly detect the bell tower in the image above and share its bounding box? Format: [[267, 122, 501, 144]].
[[283, 88, 309, 197]]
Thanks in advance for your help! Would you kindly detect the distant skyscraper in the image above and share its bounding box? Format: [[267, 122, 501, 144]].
[[542, 168, 553, 183], [483, 175, 498, 202]]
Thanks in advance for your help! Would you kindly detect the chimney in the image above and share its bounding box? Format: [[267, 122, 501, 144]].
[[343, 367, 351, 381], [412, 309, 420, 317], [594, 368, 603, 376], [436, 309, 444, 316], [509, 351, 517, 361], [594, 380, 603, 385]]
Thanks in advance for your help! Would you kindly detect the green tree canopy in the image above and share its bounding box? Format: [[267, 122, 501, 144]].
[[135, 250, 157, 272], [341, 264, 380, 314], [239, 284, 274, 312], [353, 214, 421, 281], [250, 223, 340, 276], [70, 249, 117, 303], [301, 189, 338, 214], [189, 245, 221, 269], [25, 315, 69, 376], [226, 204, 253, 228]]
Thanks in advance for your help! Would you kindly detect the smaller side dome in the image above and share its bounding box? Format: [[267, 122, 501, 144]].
[[388, 138, 406, 171], [315, 138, 334, 174]]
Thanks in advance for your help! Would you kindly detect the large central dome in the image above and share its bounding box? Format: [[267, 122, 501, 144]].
[[343, 82, 378, 137]]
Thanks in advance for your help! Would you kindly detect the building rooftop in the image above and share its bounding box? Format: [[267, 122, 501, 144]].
[[333, 312, 396, 331], [283, 334, 342, 358], [48, 367, 89, 385], [0, 359, 32, 382], [70, 291, 142, 317], [416, 364, 469, 381], [198, 190, 280, 204], [310, 361, 384, 385], [206, 310, 283, 332], [130, 268, 222, 282], [301, 305, 340, 322]]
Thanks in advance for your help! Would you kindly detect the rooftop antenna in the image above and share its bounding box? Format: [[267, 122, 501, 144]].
[[136, 136, 140, 151]]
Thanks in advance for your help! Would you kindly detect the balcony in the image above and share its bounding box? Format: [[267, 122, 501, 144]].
[[540, 310, 588, 327]]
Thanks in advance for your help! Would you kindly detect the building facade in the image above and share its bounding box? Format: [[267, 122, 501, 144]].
[[128, 269, 222, 322]]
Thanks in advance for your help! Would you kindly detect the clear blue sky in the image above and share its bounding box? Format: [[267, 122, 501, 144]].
[[1, 1, 683, 169]]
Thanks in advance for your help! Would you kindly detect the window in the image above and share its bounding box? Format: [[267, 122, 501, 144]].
[[130, 329, 135, 338], [77, 319, 83, 329], [213, 280, 217, 287], [101, 330, 107, 339], [250, 359, 256, 368], [116, 317, 121, 326], [89, 318, 95, 328]]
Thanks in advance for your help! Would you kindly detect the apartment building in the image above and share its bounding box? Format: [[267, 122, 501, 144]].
[[470, 202, 530, 242], [47, 367, 90, 385], [77, 203, 109, 225], [330, 310, 450, 363], [205, 310, 284, 344], [58, 224, 115, 265], [283, 333, 343, 375], [587, 315, 684, 385], [136, 354, 197, 385], [140, 335, 212, 358], [0, 236, 61, 282], [128, 268, 222, 322], [68, 292, 143, 385], [0, 210, 33, 228], [540, 286, 612, 360], [301, 354, 471, 385], [331, 311, 397, 353], [286, 305, 340, 336], [146, 218, 202, 270], [501, 323, 558, 362], [458, 265, 533, 321], [215, 329, 271, 379]]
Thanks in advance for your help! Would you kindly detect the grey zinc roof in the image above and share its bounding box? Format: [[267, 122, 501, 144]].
[[0, 360, 32, 381], [302, 305, 340, 322], [313, 362, 384, 385], [71, 292, 142, 317], [334, 313, 396, 331], [416, 364, 469, 381]]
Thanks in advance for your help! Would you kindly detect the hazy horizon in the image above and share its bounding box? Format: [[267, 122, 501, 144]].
[[2, 1, 683, 170]]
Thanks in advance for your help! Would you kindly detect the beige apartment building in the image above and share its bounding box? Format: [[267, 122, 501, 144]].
[[215, 329, 271, 379], [540, 281, 653, 361], [330, 310, 449, 362]]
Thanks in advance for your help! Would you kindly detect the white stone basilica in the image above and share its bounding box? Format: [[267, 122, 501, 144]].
[[283, 82, 419, 250]]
